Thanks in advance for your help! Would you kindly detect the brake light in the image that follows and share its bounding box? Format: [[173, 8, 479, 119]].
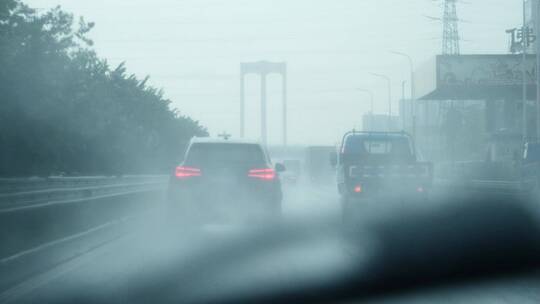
[[175, 166, 201, 179], [354, 185, 362, 193], [248, 168, 276, 180]]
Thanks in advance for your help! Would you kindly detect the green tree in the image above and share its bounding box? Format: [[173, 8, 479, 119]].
[[0, 1, 207, 176]]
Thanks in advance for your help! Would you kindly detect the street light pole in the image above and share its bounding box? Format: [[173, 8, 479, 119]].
[[402, 80, 407, 130], [536, 0, 540, 141], [390, 51, 416, 138], [522, 0, 528, 142], [370, 73, 392, 130]]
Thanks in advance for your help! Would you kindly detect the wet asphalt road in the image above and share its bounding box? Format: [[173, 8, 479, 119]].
[[1, 183, 540, 304]]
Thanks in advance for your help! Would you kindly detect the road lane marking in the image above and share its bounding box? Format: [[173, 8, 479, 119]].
[[0, 216, 132, 265], [0, 188, 164, 213], [0, 233, 132, 304]]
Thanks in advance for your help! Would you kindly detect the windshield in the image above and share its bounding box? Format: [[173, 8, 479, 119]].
[[185, 143, 266, 165], [2, 1, 540, 303]]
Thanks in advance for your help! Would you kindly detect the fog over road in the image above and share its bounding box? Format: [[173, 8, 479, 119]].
[[3, 1, 540, 303], [2, 183, 540, 304]]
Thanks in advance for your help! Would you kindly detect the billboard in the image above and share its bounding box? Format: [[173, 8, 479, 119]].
[[437, 54, 536, 87], [415, 55, 537, 100]]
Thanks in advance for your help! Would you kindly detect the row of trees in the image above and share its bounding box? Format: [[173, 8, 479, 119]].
[[0, 1, 207, 176]]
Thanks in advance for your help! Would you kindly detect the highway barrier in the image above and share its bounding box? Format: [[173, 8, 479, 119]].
[[0, 176, 168, 260]]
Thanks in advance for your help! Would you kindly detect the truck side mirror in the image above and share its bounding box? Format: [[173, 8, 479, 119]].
[[329, 151, 338, 168]]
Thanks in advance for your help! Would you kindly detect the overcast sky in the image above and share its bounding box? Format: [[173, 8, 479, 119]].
[[26, 0, 521, 145]]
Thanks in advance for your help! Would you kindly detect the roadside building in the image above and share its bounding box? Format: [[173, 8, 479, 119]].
[[410, 54, 537, 162]]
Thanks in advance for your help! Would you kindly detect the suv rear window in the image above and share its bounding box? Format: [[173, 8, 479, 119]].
[[185, 143, 266, 165]]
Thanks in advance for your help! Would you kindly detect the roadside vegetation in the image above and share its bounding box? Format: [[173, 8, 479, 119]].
[[0, 0, 207, 176]]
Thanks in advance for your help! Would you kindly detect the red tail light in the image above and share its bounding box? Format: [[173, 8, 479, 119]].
[[248, 168, 276, 181], [175, 166, 201, 179]]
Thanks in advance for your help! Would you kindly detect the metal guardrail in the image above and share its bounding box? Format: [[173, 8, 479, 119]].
[[0, 176, 168, 212], [0, 175, 167, 193]]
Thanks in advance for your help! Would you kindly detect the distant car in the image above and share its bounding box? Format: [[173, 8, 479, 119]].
[[168, 138, 285, 222], [305, 146, 336, 186]]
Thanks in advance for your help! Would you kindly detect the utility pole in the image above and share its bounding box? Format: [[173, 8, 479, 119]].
[[442, 0, 460, 55], [536, 0, 540, 141], [402, 80, 407, 130], [523, 0, 528, 142], [240, 74, 245, 138], [282, 70, 288, 147], [260, 73, 268, 146]]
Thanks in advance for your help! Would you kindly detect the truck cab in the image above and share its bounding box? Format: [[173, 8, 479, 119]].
[[335, 131, 432, 207]]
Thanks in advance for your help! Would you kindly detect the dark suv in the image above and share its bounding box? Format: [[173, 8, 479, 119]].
[[168, 138, 284, 221]]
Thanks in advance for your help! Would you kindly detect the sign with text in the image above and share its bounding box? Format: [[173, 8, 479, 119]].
[[437, 55, 536, 87], [506, 27, 536, 54]]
